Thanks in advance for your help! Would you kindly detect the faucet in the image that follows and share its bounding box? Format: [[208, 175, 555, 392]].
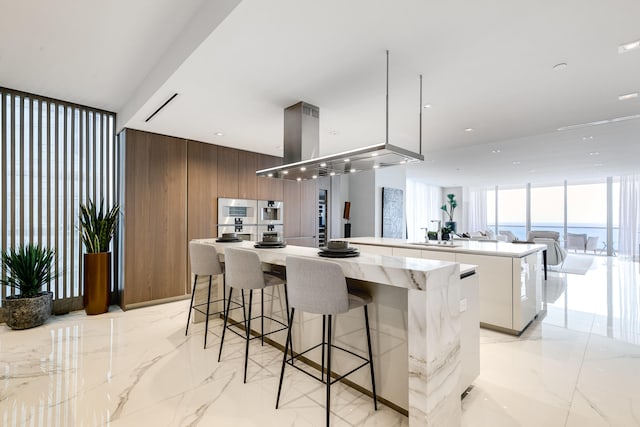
[[430, 220, 442, 241]]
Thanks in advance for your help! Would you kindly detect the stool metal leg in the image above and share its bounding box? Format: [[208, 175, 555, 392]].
[[321, 314, 326, 383], [185, 274, 198, 336], [364, 305, 378, 410], [276, 307, 295, 409], [326, 314, 332, 427], [203, 275, 212, 349], [284, 284, 292, 363], [218, 287, 234, 362], [244, 290, 254, 383], [261, 289, 265, 346]]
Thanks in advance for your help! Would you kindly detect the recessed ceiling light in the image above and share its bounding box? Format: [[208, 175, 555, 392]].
[[619, 39, 640, 53], [350, 168, 356, 173], [399, 160, 407, 165], [618, 92, 638, 101], [589, 151, 600, 156], [464, 128, 474, 132], [267, 173, 273, 177], [214, 132, 224, 136], [344, 158, 350, 162], [282, 170, 288, 175], [491, 149, 501, 154], [296, 177, 302, 182], [557, 113, 640, 131], [320, 162, 327, 167], [423, 104, 432, 108], [312, 175, 317, 179], [300, 167, 306, 171], [373, 164, 380, 169], [512, 161, 521, 165], [371, 152, 378, 157], [582, 136, 594, 141], [329, 172, 336, 176], [553, 63, 567, 70]]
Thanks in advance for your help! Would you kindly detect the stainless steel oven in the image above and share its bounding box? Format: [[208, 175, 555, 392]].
[[257, 200, 283, 226], [258, 224, 283, 242], [218, 225, 257, 241], [218, 198, 257, 226]]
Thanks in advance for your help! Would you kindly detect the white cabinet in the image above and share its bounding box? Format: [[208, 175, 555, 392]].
[[392, 247, 422, 258], [421, 250, 456, 262], [456, 253, 513, 330], [459, 270, 480, 395], [351, 244, 393, 256], [512, 252, 542, 332]]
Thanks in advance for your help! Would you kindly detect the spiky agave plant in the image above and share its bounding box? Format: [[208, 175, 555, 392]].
[[79, 199, 120, 253], [1, 244, 56, 298]]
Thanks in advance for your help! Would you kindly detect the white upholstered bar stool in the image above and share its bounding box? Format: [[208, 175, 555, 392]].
[[185, 241, 230, 349], [276, 255, 377, 426], [218, 247, 289, 383]]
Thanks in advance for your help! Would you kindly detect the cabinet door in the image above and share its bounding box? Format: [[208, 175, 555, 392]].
[[300, 179, 318, 242], [217, 146, 239, 198], [187, 141, 218, 241], [256, 154, 283, 200], [455, 253, 513, 330], [421, 250, 456, 262], [237, 150, 257, 200], [283, 180, 300, 238], [392, 247, 422, 258]]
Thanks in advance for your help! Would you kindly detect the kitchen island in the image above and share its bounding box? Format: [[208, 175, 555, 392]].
[[196, 239, 478, 427], [346, 237, 546, 335]]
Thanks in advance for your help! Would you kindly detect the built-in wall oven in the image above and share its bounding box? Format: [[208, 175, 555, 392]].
[[218, 198, 257, 225], [217, 198, 258, 240], [257, 200, 284, 241]]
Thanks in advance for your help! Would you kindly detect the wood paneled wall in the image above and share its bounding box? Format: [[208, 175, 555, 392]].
[[122, 129, 187, 307], [121, 129, 285, 308]]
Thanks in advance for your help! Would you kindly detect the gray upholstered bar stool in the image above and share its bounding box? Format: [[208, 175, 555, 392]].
[[185, 241, 232, 349], [276, 255, 377, 426], [218, 247, 289, 383]]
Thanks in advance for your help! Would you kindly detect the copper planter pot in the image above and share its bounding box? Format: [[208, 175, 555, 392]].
[[84, 252, 110, 315]]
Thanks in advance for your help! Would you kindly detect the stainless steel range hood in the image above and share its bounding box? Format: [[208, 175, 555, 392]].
[[256, 51, 424, 181]]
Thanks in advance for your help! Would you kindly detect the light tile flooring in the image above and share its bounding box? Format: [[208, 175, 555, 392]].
[[1, 256, 639, 426]]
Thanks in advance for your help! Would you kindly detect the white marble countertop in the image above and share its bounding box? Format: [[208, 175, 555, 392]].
[[196, 239, 467, 292], [346, 237, 546, 258]]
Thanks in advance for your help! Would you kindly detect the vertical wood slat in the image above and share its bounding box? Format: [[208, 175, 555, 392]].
[[29, 98, 34, 244], [19, 95, 24, 249], [10, 94, 16, 261], [37, 99, 42, 246], [1, 91, 6, 298], [92, 111, 96, 201], [70, 108, 75, 298]]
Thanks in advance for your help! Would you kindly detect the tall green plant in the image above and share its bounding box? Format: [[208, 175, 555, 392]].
[[441, 193, 457, 222], [79, 199, 120, 253], [1, 244, 56, 298]]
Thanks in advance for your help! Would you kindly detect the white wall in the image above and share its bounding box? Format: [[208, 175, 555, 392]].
[[347, 166, 407, 238]]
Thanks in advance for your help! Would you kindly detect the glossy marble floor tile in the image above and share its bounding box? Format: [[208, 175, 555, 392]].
[[1, 256, 639, 426]]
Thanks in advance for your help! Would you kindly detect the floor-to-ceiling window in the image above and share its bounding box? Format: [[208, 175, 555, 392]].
[[531, 184, 565, 239], [0, 87, 116, 312], [496, 186, 527, 240]]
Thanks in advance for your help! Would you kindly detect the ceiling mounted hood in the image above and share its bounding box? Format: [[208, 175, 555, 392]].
[[257, 51, 424, 181]]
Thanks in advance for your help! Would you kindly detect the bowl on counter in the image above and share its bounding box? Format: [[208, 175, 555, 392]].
[[327, 240, 349, 250]]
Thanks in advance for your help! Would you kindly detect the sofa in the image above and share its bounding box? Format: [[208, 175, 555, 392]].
[[526, 230, 567, 266]]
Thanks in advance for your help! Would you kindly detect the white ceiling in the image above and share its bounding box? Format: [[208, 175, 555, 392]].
[[2, 0, 639, 186]]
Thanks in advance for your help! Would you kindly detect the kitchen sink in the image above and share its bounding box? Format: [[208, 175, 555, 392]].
[[409, 241, 462, 248]]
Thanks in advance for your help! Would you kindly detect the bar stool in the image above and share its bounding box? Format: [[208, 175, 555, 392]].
[[276, 255, 377, 426], [186, 241, 235, 349], [218, 247, 289, 383]]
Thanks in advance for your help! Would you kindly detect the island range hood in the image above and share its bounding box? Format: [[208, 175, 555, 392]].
[[256, 52, 424, 181]]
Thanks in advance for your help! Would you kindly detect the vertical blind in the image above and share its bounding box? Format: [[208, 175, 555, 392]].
[[0, 87, 116, 310]]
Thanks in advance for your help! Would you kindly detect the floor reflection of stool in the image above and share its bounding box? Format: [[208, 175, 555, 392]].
[[276, 255, 377, 426]]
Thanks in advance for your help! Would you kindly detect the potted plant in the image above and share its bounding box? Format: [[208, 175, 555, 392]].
[[441, 193, 458, 233], [1, 244, 56, 329], [79, 199, 119, 315]]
